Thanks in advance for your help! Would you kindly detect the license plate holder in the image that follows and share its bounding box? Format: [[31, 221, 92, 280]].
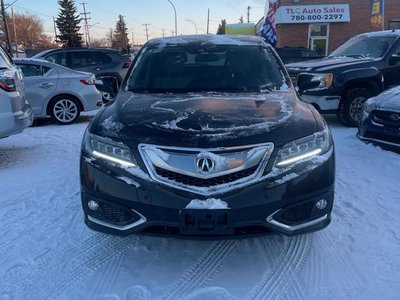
[[179, 209, 233, 235]]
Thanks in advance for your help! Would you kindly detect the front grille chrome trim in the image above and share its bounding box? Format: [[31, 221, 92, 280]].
[[266, 210, 328, 233], [88, 209, 147, 231], [138, 143, 274, 196]]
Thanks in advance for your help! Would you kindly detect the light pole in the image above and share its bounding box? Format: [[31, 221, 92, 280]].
[[167, 0, 177, 36], [185, 19, 198, 35]]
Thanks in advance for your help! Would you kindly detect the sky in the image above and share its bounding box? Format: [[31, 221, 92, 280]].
[[10, 0, 267, 45]]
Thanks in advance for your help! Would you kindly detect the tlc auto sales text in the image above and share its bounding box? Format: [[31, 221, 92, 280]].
[[286, 7, 345, 14]]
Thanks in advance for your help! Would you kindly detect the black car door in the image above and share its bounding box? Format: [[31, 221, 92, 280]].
[[382, 40, 400, 89]]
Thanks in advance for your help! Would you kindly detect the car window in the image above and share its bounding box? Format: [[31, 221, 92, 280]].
[[0, 46, 12, 68], [71, 51, 112, 67], [330, 35, 396, 58], [18, 64, 42, 77], [45, 52, 67, 66], [42, 66, 52, 75], [127, 44, 288, 93]]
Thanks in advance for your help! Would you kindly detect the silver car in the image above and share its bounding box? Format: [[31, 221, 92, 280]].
[[15, 58, 103, 125], [0, 46, 33, 138]]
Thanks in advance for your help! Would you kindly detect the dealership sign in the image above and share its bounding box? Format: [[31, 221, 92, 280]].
[[276, 4, 350, 24]]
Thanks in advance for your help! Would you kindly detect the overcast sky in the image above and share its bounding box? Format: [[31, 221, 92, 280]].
[[10, 0, 267, 44]]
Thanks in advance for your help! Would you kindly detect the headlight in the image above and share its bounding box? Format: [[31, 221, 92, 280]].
[[310, 73, 333, 89], [275, 128, 332, 167], [86, 134, 137, 168]]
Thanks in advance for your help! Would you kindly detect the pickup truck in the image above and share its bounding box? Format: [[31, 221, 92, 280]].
[[286, 30, 400, 126]]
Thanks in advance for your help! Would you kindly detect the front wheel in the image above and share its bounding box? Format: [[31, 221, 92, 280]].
[[337, 88, 372, 127], [49, 96, 80, 125]]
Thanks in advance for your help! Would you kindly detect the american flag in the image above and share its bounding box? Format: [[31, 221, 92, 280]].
[[260, 0, 279, 47]]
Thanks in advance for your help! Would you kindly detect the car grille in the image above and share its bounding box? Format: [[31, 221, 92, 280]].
[[155, 165, 258, 188], [373, 110, 400, 128]]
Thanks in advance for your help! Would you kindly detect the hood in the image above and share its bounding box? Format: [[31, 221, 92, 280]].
[[366, 86, 400, 112], [286, 56, 374, 73], [94, 90, 318, 148]]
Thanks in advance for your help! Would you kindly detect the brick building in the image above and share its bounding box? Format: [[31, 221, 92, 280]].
[[261, 0, 400, 55]]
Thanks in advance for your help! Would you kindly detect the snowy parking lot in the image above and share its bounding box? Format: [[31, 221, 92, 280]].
[[1, 115, 399, 300]]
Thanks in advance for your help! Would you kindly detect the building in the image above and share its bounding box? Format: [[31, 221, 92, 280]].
[[257, 0, 400, 55]]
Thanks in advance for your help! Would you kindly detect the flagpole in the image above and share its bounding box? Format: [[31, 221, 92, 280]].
[[382, 0, 385, 31]]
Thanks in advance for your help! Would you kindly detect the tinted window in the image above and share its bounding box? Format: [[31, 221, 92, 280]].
[[45, 52, 67, 66], [330, 35, 396, 58], [127, 44, 288, 93], [71, 51, 112, 67], [18, 64, 42, 77]]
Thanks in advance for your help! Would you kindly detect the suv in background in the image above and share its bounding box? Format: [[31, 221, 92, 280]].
[[32, 48, 131, 101], [276, 47, 322, 64], [287, 30, 400, 127], [0, 45, 33, 138]]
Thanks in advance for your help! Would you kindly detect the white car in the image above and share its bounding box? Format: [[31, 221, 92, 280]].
[[15, 58, 103, 125], [0, 46, 33, 138]]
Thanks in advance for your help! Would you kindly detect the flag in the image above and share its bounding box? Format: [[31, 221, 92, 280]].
[[370, 0, 384, 29], [260, 0, 279, 47]]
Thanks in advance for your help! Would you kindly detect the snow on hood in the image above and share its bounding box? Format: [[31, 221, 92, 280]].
[[186, 198, 230, 209], [366, 86, 400, 112]]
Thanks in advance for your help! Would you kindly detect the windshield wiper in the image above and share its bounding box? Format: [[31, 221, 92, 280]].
[[330, 54, 365, 59]]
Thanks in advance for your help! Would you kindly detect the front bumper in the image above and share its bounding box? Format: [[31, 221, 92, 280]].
[[357, 111, 400, 153], [80, 148, 335, 236]]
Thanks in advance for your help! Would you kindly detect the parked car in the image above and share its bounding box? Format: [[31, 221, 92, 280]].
[[358, 86, 400, 152], [275, 47, 323, 64], [0, 45, 33, 138], [287, 30, 400, 127], [32, 48, 131, 102], [15, 58, 102, 125], [80, 35, 335, 236]]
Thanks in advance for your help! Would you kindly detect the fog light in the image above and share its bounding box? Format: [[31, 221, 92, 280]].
[[88, 200, 99, 211], [316, 199, 328, 210]]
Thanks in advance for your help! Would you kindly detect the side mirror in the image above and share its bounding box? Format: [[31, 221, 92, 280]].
[[95, 76, 119, 103], [297, 73, 321, 94], [389, 53, 400, 66]]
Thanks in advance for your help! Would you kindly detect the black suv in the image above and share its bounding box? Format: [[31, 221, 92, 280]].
[[80, 35, 335, 236], [287, 30, 400, 127], [33, 48, 131, 101], [276, 47, 322, 64]]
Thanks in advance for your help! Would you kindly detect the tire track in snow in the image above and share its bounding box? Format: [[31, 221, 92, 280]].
[[39, 235, 145, 300], [0, 232, 111, 295], [162, 239, 241, 300], [246, 234, 312, 300]]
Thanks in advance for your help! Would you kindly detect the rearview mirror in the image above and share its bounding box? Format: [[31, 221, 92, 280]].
[[389, 53, 400, 66], [95, 76, 119, 102]]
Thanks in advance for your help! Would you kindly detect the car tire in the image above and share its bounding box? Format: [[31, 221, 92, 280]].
[[100, 76, 119, 104], [49, 95, 81, 125], [337, 88, 372, 127]]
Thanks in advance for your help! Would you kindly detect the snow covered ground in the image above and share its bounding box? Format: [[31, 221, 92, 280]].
[[1, 115, 399, 300]]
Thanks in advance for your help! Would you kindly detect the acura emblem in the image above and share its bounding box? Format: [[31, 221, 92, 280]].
[[196, 156, 215, 173], [389, 114, 400, 122]]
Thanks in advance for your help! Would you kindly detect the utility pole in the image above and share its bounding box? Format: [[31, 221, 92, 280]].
[[53, 17, 58, 43], [247, 6, 252, 23], [162, 28, 166, 38], [1, 0, 12, 56], [207, 9, 210, 34], [131, 32, 134, 48], [143, 23, 150, 42], [80, 1, 91, 46]]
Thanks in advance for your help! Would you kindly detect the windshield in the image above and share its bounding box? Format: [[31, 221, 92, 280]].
[[330, 35, 396, 59], [126, 44, 288, 93]]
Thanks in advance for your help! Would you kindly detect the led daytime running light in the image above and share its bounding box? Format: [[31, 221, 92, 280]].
[[92, 150, 136, 168], [276, 148, 323, 167]]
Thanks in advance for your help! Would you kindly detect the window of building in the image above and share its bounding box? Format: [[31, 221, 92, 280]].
[[389, 20, 400, 30], [308, 24, 329, 56]]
